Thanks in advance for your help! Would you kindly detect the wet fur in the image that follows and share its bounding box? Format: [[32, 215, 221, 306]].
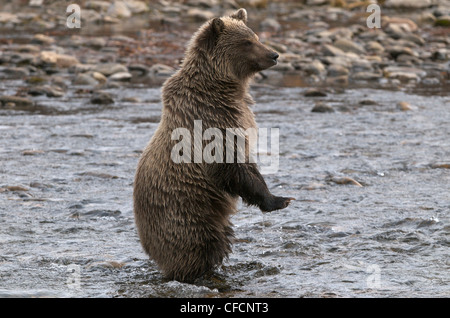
[[133, 9, 292, 282]]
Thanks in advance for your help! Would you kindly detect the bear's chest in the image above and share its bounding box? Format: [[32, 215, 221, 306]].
[[239, 104, 257, 130]]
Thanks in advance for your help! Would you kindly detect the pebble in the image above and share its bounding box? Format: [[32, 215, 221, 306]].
[[39, 51, 79, 68], [260, 18, 282, 32], [327, 64, 349, 77], [384, 20, 417, 37], [31, 34, 55, 45], [430, 163, 450, 169], [304, 89, 327, 97], [107, 1, 132, 18], [403, 34, 425, 46], [435, 15, 450, 27], [237, 0, 268, 9], [307, 0, 328, 5], [0, 12, 19, 24], [122, 96, 141, 103], [109, 71, 132, 81], [186, 8, 215, 22], [333, 38, 366, 55], [384, 0, 432, 9], [1, 67, 29, 78], [386, 46, 417, 59], [92, 72, 107, 83], [87, 261, 126, 269], [384, 66, 426, 78], [365, 41, 385, 53], [267, 42, 288, 54], [90, 91, 114, 104], [322, 44, 346, 57], [83, 37, 107, 49], [330, 176, 363, 187], [311, 102, 334, 113], [384, 66, 426, 83], [27, 85, 64, 97], [124, 0, 149, 14], [272, 62, 294, 72], [128, 64, 149, 77], [420, 12, 437, 24], [29, 181, 54, 189], [389, 72, 419, 82], [77, 171, 119, 179], [303, 60, 325, 76], [52, 76, 67, 90], [85, 1, 111, 12], [396, 101, 414, 111], [93, 63, 128, 76], [359, 99, 377, 106], [22, 149, 45, 156], [26, 76, 48, 85], [326, 75, 348, 86], [3, 185, 30, 192], [433, 48, 449, 60], [352, 72, 382, 81], [0, 95, 33, 107], [73, 73, 97, 86], [148, 63, 176, 84], [422, 77, 440, 85]]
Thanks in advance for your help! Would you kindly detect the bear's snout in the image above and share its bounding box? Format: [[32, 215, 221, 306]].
[[264, 51, 279, 66], [270, 52, 279, 64]]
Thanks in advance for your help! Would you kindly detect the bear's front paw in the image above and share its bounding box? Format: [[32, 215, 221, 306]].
[[260, 196, 295, 213]]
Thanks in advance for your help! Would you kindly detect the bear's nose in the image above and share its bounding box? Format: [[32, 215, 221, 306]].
[[271, 52, 279, 61]]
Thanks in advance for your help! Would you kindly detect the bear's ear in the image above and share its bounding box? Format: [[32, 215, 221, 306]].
[[197, 18, 224, 52], [230, 8, 247, 24], [211, 17, 225, 34]]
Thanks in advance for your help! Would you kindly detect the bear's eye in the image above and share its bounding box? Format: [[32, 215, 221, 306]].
[[243, 40, 253, 47]]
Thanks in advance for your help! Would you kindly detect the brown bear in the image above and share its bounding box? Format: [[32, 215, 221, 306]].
[[133, 8, 294, 282]]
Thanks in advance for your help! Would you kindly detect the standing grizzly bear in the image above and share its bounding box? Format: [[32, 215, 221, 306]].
[[133, 8, 293, 282]]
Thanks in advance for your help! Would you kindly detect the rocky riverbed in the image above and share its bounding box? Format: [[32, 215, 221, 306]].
[[0, 0, 449, 298], [0, 0, 449, 99]]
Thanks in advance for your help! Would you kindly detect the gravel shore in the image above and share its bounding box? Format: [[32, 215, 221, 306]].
[[0, 0, 449, 108]]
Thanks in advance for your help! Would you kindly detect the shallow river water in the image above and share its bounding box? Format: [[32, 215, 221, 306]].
[[0, 81, 449, 297]]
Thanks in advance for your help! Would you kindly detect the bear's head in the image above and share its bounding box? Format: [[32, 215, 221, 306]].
[[188, 8, 279, 80]]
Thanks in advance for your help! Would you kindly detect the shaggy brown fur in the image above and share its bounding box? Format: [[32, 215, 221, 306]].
[[133, 8, 293, 282]]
